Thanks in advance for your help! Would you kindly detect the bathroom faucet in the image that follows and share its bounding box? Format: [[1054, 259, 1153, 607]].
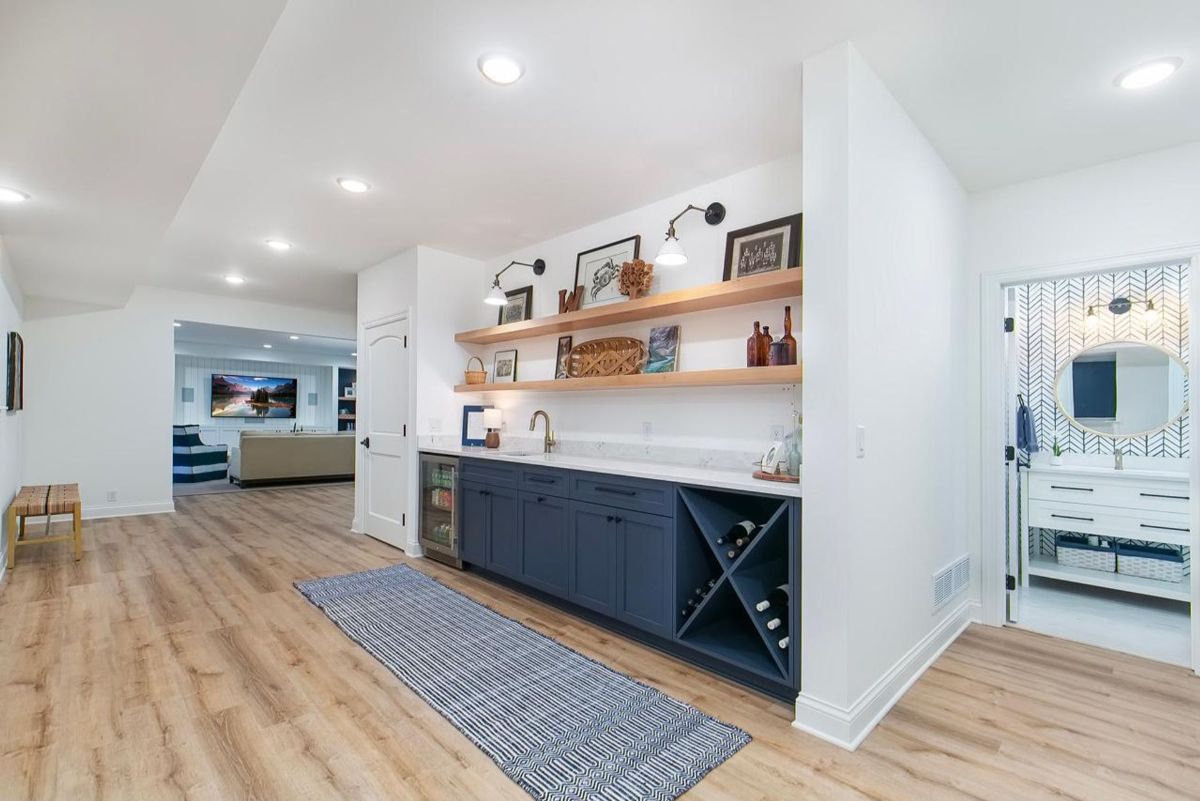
[[1114, 447, 1124, 471], [530, 410, 556, 454]]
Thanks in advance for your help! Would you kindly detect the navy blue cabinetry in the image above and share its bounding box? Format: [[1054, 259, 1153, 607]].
[[567, 501, 618, 615], [615, 508, 672, 638], [519, 491, 569, 597], [485, 485, 520, 578], [459, 480, 487, 566]]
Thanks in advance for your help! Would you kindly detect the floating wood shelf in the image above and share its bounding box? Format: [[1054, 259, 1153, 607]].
[[338, 414, 356, 420], [454, 365, 801, 393], [455, 269, 802, 345], [338, 396, 357, 402]]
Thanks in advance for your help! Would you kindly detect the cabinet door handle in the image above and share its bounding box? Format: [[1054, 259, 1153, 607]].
[[614, 516, 623, 524], [1050, 513, 1093, 522], [1050, 485, 1093, 492], [480, 489, 490, 497], [1140, 523, 1190, 533], [1140, 492, 1190, 501], [536, 496, 545, 503], [605, 515, 614, 522], [527, 476, 555, 484], [596, 486, 637, 496]]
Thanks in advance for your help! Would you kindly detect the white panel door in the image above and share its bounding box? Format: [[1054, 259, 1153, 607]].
[[363, 316, 410, 549]]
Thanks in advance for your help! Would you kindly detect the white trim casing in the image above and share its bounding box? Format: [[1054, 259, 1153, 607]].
[[793, 599, 976, 750]]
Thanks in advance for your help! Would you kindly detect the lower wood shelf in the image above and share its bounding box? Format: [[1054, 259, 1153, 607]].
[[454, 364, 802, 393], [1028, 555, 1190, 602]]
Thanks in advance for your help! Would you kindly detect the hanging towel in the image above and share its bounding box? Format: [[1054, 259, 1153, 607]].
[[1016, 397, 1039, 453]]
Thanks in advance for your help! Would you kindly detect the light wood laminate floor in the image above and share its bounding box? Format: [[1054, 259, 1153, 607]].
[[1, 485, 1197, 800]]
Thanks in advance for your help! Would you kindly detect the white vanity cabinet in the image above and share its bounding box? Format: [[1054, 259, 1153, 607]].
[[1021, 462, 1192, 602]]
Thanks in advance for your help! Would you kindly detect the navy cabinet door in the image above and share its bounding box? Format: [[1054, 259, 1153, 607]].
[[567, 501, 617, 616], [486, 485, 521, 579], [519, 492, 569, 598], [615, 509, 672, 638], [460, 480, 488, 566]]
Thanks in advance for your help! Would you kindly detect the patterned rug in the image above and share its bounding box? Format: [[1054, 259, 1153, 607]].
[[296, 564, 750, 801]]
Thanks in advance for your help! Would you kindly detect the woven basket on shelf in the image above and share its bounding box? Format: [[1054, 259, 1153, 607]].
[[567, 337, 647, 378], [1054, 535, 1115, 573], [463, 356, 488, 385], [1117, 545, 1185, 583]]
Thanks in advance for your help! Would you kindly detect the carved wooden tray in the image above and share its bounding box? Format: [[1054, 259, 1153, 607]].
[[567, 337, 647, 378]]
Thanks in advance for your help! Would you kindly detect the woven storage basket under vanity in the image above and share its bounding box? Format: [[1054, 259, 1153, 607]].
[[463, 356, 487, 385], [1055, 534, 1115, 572], [1117, 543, 1185, 583]]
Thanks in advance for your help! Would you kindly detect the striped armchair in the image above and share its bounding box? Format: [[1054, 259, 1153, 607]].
[[172, 425, 229, 483]]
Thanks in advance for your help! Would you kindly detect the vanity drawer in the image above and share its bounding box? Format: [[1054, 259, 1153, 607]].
[[461, 458, 518, 488], [569, 472, 673, 517], [519, 467, 569, 497], [1029, 500, 1191, 546], [1028, 475, 1190, 515]]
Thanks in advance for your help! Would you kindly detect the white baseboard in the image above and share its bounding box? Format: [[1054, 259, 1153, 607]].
[[793, 597, 976, 750], [82, 501, 176, 520]]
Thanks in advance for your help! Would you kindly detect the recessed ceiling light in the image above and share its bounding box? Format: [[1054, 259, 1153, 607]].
[[478, 54, 523, 85], [0, 187, 29, 203], [1116, 57, 1182, 90], [263, 343, 273, 349], [265, 239, 292, 251], [336, 177, 371, 193], [173, 322, 182, 328], [224, 275, 246, 285], [351, 352, 358, 357], [289, 335, 300, 340]]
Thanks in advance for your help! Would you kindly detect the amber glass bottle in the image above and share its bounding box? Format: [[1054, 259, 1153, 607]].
[[758, 325, 774, 366], [781, 305, 798, 365], [746, 321, 762, 366]]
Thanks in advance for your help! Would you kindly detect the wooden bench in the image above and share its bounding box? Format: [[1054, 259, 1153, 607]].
[[6, 483, 82, 568]]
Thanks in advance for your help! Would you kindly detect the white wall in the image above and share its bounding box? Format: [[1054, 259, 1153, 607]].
[[0, 238, 24, 572], [173, 355, 335, 431], [23, 286, 354, 517], [467, 155, 803, 453], [798, 43, 969, 748]]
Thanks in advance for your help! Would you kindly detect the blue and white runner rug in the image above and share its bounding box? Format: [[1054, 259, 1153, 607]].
[[296, 564, 750, 801]]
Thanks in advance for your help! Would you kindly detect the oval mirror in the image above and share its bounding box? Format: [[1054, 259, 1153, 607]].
[[1055, 340, 1189, 438]]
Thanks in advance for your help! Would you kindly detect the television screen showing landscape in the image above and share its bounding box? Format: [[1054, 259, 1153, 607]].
[[211, 374, 297, 418]]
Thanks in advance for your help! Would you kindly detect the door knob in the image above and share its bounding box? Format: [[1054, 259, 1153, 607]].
[[359, 437, 370, 448]]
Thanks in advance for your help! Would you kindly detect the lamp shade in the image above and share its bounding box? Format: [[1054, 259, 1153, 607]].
[[655, 237, 688, 267], [483, 408, 503, 429], [484, 283, 508, 305]]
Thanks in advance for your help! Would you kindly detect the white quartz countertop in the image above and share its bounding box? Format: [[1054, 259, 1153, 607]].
[[419, 444, 801, 498], [1026, 455, 1189, 482]]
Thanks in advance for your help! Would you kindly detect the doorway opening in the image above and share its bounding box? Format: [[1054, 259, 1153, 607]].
[[1002, 261, 1192, 666]]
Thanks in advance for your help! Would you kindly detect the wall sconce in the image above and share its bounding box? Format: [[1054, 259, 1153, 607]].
[[484, 259, 546, 305], [654, 202, 726, 267], [1085, 296, 1159, 331]]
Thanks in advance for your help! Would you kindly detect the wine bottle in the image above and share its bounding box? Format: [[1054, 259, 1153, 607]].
[[726, 520, 755, 540], [755, 584, 790, 612], [766, 617, 782, 631], [778, 636, 789, 650]]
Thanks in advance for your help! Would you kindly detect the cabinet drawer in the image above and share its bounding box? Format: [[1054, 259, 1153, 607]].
[[1029, 474, 1190, 515], [519, 467, 568, 497], [570, 472, 674, 517], [461, 458, 518, 487], [1029, 500, 1191, 546]]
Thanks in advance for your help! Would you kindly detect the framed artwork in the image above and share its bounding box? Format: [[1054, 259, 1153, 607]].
[[722, 214, 802, 281], [461, 405, 493, 447], [493, 349, 518, 383], [498, 285, 533, 326], [554, 336, 573, 379], [5, 332, 23, 412], [574, 235, 641, 308], [644, 325, 680, 373]]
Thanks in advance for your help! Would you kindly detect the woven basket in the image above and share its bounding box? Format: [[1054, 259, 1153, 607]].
[[1055, 536, 1115, 573], [1117, 546, 1185, 583], [463, 356, 488, 385], [567, 337, 646, 378]]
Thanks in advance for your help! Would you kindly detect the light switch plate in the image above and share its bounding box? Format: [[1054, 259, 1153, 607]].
[[641, 421, 652, 440], [429, 418, 442, 433], [856, 425, 866, 458]]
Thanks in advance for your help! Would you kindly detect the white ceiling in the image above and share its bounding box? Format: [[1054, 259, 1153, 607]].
[[174, 320, 355, 359], [2, 0, 1198, 314]]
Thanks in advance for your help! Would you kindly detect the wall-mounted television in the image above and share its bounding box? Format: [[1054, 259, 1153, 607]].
[[211, 374, 297, 418]]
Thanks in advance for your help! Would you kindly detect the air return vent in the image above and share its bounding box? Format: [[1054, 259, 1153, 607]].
[[932, 554, 970, 611]]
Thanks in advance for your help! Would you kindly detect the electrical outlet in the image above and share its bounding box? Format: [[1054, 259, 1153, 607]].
[[106, 491, 117, 503], [429, 418, 442, 433], [770, 424, 784, 441], [856, 425, 867, 458], [641, 421, 652, 440]]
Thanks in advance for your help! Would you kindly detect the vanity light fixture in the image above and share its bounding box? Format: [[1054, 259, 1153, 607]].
[[0, 186, 30, 203], [484, 258, 546, 305], [1085, 305, 1099, 331], [1115, 57, 1182, 90], [654, 202, 726, 267], [478, 54, 523, 85], [336, 177, 371, 193], [1085, 296, 1161, 330]]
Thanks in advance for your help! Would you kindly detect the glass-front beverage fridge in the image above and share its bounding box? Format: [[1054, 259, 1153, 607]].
[[419, 453, 461, 568]]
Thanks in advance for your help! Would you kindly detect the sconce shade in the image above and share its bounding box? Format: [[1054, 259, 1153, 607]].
[[483, 408, 503, 429], [655, 237, 688, 267], [484, 283, 508, 305]]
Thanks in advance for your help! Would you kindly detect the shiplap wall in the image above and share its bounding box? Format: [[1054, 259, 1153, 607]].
[[174, 356, 335, 431]]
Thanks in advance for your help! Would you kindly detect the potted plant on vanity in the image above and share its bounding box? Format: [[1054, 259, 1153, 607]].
[[1050, 438, 1065, 466]]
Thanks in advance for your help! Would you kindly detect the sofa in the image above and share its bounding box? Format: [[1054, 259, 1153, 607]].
[[229, 431, 355, 487], [172, 425, 229, 483]]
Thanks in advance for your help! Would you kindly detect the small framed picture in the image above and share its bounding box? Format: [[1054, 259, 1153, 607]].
[[344, 386, 355, 398], [5, 331, 23, 412], [644, 325, 680, 373], [461, 405, 492, 447], [498, 285, 533, 326], [574, 235, 641, 308], [723, 214, 802, 281], [555, 336, 573, 379], [493, 349, 518, 383]]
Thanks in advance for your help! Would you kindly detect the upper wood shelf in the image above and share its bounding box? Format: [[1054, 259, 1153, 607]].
[[454, 365, 802, 393], [455, 269, 802, 345]]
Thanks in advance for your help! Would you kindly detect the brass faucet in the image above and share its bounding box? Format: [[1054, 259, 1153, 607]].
[[530, 410, 556, 454]]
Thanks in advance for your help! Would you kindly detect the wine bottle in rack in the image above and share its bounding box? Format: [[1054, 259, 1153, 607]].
[[778, 636, 789, 650], [755, 584, 790, 612], [766, 617, 782, 631]]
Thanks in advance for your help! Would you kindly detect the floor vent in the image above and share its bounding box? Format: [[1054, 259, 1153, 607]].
[[933, 554, 970, 611]]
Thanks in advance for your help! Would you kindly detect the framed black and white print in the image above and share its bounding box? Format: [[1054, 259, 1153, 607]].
[[574, 235, 641, 308], [554, 335, 573, 379], [493, 349, 518, 383], [498, 285, 533, 326], [722, 214, 802, 281], [5, 331, 23, 412]]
